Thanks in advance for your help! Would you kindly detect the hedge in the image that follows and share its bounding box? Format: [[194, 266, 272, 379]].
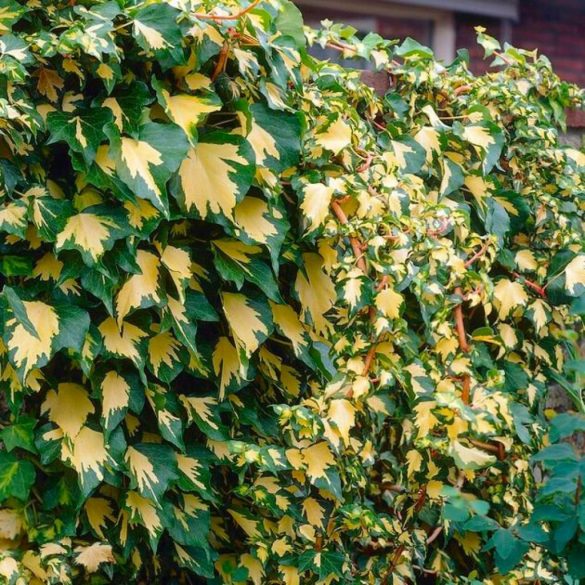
[[0, 0, 584, 583]]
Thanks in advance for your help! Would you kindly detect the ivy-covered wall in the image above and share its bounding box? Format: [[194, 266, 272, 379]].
[[0, 1, 584, 584]]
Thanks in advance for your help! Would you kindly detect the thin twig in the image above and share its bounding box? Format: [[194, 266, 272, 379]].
[[357, 152, 373, 172], [331, 200, 368, 273], [326, 40, 358, 54], [362, 344, 377, 377], [454, 84, 472, 96], [512, 272, 547, 297], [453, 287, 471, 353], [376, 275, 389, 291], [211, 42, 230, 81], [426, 526, 443, 545], [469, 438, 503, 459], [454, 286, 471, 404], [372, 119, 387, 131], [464, 241, 490, 269]]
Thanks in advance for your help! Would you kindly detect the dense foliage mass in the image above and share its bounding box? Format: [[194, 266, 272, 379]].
[[0, 0, 584, 583]]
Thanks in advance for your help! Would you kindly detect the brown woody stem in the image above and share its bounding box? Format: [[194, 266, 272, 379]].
[[362, 344, 377, 377], [454, 287, 471, 404], [454, 84, 472, 96], [426, 526, 443, 545], [331, 200, 368, 273], [326, 40, 358, 54], [512, 272, 547, 297], [469, 438, 504, 459], [454, 287, 471, 353], [211, 42, 230, 81], [465, 241, 490, 269]]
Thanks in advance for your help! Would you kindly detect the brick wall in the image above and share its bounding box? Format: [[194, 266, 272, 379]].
[[301, 6, 433, 45], [456, 0, 585, 87]]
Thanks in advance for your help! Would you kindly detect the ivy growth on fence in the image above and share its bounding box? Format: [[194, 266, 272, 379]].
[[0, 0, 584, 583]]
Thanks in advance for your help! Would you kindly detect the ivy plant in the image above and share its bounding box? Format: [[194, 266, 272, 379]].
[[0, 1, 584, 583]]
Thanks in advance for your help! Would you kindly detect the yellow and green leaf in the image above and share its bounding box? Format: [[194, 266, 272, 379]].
[[175, 132, 254, 220]]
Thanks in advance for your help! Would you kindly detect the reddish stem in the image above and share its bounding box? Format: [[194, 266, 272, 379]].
[[326, 40, 358, 54], [426, 526, 443, 545], [331, 200, 368, 274], [454, 287, 471, 404], [357, 153, 373, 173], [453, 287, 471, 353], [362, 344, 377, 377], [454, 84, 472, 96], [512, 272, 547, 297], [468, 438, 502, 457], [211, 42, 229, 81], [461, 375, 471, 405], [376, 275, 389, 291], [464, 241, 490, 269]]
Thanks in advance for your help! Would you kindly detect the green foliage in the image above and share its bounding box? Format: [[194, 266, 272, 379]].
[[0, 2, 584, 583]]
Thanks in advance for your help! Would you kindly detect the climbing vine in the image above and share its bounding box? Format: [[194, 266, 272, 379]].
[[0, 1, 584, 583]]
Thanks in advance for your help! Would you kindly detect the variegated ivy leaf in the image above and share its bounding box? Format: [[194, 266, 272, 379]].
[[61, 426, 115, 497], [270, 302, 311, 361], [123, 490, 163, 549], [0, 452, 35, 503], [0, 200, 28, 238], [314, 114, 352, 155], [440, 157, 465, 197], [162, 494, 211, 551], [286, 441, 339, 492], [55, 205, 129, 266], [564, 255, 585, 297], [294, 253, 336, 335], [174, 446, 214, 500], [149, 328, 188, 383], [146, 384, 185, 450], [115, 250, 163, 323], [0, 36, 32, 83], [450, 441, 497, 471], [98, 317, 148, 369], [97, 369, 144, 438], [132, 3, 185, 65], [212, 336, 250, 399], [110, 122, 189, 215], [375, 286, 404, 320], [212, 239, 280, 302], [155, 80, 222, 144], [493, 279, 529, 320], [58, 2, 119, 60], [173, 132, 255, 220], [125, 443, 178, 503], [29, 195, 73, 242], [157, 244, 192, 303], [179, 394, 225, 441], [239, 101, 302, 172], [340, 269, 371, 314], [42, 382, 94, 438], [0, 0, 27, 34], [386, 136, 426, 174], [74, 542, 115, 574], [221, 292, 273, 358], [161, 294, 199, 355], [2, 288, 89, 380], [100, 82, 152, 135], [457, 121, 504, 174], [232, 196, 289, 270], [46, 107, 113, 165]]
